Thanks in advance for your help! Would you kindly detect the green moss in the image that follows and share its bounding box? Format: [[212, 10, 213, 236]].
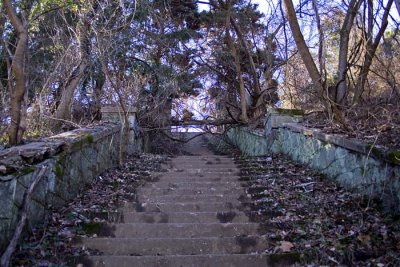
[[70, 134, 95, 151], [82, 222, 102, 235], [85, 134, 94, 144], [55, 164, 63, 179], [275, 108, 305, 116], [268, 252, 301, 266], [81, 222, 115, 237], [54, 152, 67, 179], [387, 150, 400, 165], [58, 153, 67, 165], [367, 145, 383, 159], [16, 166, 36, 176]]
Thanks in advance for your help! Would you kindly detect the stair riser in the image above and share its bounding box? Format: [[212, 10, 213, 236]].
[[137, 195, 240, 203], [154, 177, 240, 183], [127, 202, 241, 212], [88, 223, 262, 238], [142, 182, 245, 189], [137, 188, 244, 196], [81, 237, 268, 255], [82, 254, 272, 267], [123, 212, 250, 223], [160, 173, 240, 178]]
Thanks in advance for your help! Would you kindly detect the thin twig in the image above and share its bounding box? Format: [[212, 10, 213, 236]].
[[0, 166, 49, 267], [41, 114, 82, 129]]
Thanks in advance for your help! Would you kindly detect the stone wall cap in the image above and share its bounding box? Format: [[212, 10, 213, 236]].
[[280, 122, 399, 165], [0, 123, 121, 175], [266, 108, 304, 117]]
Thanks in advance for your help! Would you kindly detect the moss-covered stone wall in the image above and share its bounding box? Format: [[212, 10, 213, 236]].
[[0, 123, 141, 250], [226, 122, 400, 213]]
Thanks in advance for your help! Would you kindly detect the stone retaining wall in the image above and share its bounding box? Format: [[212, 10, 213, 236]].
[[226, 112, 400, 212], [226, 128, 271, 156], [0, 123, 140, 250]]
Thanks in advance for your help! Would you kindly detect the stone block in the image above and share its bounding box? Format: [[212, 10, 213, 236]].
[[228, 123, 400, 213], [0, 179, 16, 221], [0, 123, 144, 250], [265, 109, 304, 135]]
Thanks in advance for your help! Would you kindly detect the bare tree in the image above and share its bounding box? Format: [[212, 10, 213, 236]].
[[222, 0, 249, 123], [52, 7, 91, 127], [335, 0, 362, 105], [3, 0, 30, 145], [283, 0, 324, 97], [395, 0, 400, 16], [353, 0, 394, 104]]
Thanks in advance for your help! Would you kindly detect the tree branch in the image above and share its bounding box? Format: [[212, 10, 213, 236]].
[[0, 166, 49, 267]]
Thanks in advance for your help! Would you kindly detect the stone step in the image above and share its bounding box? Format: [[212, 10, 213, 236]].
[[168, 163, 238, 168], [170, 162, 237, 166], [123, 211, 250, 223], [170, 165, 238, 169], [137, 187, 244, 196], [88, 223, 262, 238], [125, 202, 242, 212], [169, 159, 237, 164], [158, 173, 240, 180], [81, 236, 269, 255], [170, 156, 233, 160], [164, 173, 240, 177], [154, 177, 240, 183], [138, 194, 240, 203], [165, 169, 239, 175], [142, 181, 245, 189], [81, 254, 278, 267], [146, 177, 241, 184]]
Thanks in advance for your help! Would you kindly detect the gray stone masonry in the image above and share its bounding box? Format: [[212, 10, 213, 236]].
[[101, 106, 143, 154], [0, 123, 137, 250], [226, 110, 400, 213]]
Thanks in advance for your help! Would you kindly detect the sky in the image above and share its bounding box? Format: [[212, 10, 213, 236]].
[[198, 0, 269, 14]]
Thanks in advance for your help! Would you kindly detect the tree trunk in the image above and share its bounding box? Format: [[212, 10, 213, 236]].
[[224, 2, 248, 123], [91, 70, 105, 121], [336, 0, 361, 105], [282, 0, 323, 94], [395, 0, 400, 17], [0, 10, 6, 114], [53, 15, 90, 126], [353, 0, 393, 104], [230, 18, 261, 97], [283, 0, 351, 127], [53, 60, 88, 122], [3, 0, 29, 145], [220, 0, 249, 123]]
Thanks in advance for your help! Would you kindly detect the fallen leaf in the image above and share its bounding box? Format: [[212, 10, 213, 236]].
[[357, 234, 371, 246], [279, 241, 294, 252]]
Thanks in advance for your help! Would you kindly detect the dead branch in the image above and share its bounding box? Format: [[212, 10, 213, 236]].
[[160, 131, 208, 143], [41, 114, 82, 129], [0, 165, 49, 267], [170, 119, 238, 127]]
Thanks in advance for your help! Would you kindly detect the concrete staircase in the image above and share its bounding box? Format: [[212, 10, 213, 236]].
[[79, 139, 272, 266]]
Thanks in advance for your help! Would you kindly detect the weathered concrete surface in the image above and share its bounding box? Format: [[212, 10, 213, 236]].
[[226, 127, 271, 156], [82, 236, 269, 255], [87, 254, 272, 267], [78, 136, 276, 266], [123, 211, 250, 223]]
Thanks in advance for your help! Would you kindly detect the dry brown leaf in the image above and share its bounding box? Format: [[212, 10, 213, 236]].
[[279, 241, 294, 252], [357, 234, 371, 246]]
